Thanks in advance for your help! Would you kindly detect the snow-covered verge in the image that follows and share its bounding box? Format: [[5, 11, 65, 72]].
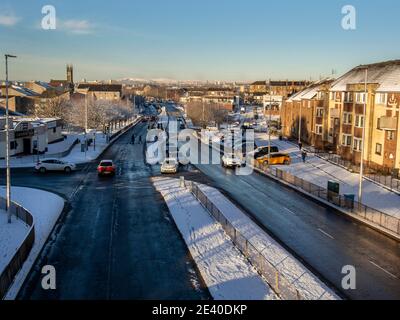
[[255, 134, 400, 220], [0, 118, 141, 168], [0, 209, 29, 275], [152, 177, 277, 300], [0, 186, 65, 300], [196, 183, 339, 300]]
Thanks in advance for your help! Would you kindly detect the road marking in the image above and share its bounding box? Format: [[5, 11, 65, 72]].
[[283, 207, 296, 215], [317, 228, 334, 240], [369, 261, 398, 279]]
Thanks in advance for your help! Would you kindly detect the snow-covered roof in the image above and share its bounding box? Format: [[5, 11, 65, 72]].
[[286, 78, 334, 102], [330, 60, 400, 92]]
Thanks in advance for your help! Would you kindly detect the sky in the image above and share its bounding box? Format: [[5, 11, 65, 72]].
[[0, 0, 399, 82]]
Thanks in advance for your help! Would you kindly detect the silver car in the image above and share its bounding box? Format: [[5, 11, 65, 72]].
[[35, 159, 77, 174]]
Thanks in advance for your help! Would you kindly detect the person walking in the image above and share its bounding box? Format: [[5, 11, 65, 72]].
[[298, 141, 303, 150], [139, 135, 142, 144], [131, 134, 135, 144], [301, 149, 307, 163]]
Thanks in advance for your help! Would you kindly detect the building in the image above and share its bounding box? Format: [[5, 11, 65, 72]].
[[249, 80, 310, 98], [329, 60, 400, 171], [281, 79, 334, 148], [50, 64, 75, 93], [76, 83, 123, 100], [250, 81, 268, 94]]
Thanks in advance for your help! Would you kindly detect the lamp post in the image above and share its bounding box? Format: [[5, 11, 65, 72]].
[[268, 79, 272, 166], [5, 54, 17, 224], [358, 68, 368, 203]]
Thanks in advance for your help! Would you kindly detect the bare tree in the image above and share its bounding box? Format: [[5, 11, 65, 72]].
[[186, 101, 229, 127]]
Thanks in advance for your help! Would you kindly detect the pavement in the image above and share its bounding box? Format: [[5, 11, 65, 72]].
[[13, 119, 210, 300]]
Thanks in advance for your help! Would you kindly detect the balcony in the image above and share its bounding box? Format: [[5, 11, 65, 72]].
[[378, 116, 397, 131]]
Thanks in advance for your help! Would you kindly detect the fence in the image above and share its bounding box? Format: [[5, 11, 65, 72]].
[[313, 150, 400, 194], [0, 197, 35, 299], [253, 161, 400, 238], [190, 182, 303, 300]]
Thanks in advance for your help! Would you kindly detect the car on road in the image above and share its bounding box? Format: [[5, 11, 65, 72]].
[[160, 158, 179, 174], [221, 153, 244, 168], [256, 152, 291, 165], [248, 146, 279, 160], [35, 159, 77, 174], [97, 160, 116, 176]]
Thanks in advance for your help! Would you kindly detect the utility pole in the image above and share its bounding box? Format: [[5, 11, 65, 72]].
[[268, 79, 272, 166], [358, 68, 368, 203], [202, 99, 205, 128], [5, 54, 17, 224]]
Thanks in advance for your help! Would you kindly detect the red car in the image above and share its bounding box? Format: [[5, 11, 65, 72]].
[[97, 160, 116, 176]]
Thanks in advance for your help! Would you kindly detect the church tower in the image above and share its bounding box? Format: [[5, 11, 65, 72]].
[[67, 64, 74, 84]]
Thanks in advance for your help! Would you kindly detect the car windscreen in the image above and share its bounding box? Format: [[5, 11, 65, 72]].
[[100, 162, 113, 167]]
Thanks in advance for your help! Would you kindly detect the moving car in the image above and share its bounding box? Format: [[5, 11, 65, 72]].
[[97, 160, 116, 176], [160, 158, 178, 174], [35, 159, 77, 174], [251, 146, 279, 159], [256, 152, 291, 165], [221, 153, 243, 168]]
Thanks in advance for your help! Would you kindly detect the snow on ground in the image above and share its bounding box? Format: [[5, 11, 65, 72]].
[[196, 183, 339, 300], [0, 209, 30, 275], [0, 119, 139, 168], [152, 177, 277, 300], [255, 133, 400, 219], [0, 186, 65, 300]]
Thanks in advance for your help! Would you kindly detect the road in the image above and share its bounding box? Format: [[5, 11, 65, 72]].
[[10, 118, 209, 299], [165, 104, 400, 300]]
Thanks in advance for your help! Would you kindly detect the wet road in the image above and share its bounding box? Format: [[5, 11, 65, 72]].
[[14, 121, 209, 300], [166, 104, 400, 300]]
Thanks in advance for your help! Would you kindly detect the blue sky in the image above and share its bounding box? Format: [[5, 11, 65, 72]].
[[0, 0, 399, 82]]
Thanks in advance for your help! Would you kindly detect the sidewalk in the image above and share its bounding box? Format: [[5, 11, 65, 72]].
[[0, 186, 65, 300], [255, 133, 400, 220], [0, 118, 140, 168]]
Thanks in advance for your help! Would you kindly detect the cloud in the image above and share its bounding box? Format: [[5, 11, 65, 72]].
[[0, 14, 20, 27], [60, 19, 94, 35]]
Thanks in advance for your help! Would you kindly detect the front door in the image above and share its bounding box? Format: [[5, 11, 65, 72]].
[[23, 138, 31, 154]]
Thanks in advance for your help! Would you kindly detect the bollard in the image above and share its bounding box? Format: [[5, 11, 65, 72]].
[[180, 176, 185, 188]]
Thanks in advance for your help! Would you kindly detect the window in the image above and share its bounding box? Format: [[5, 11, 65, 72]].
[[375, 93, 387, 105], [355, 115, 365, 128], [342, 134, 352, 146], [315, 124, 323, 135], [343, 112, 352, 125], [344, 92, 353, 103], [330, 92, 335, 100], [375, 143, 382, 155], [353, 138, 363, 152], [53, 127, 56, 133], [10, 141, 17, 150], [316, 108, 324, 117], [355, 92, 367, 104], [388, 131, 395, 140]]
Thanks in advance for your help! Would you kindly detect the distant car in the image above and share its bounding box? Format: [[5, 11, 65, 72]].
[[221, 153, 243, 168], [35, 159, 77, 174], [257, 152, 291, 165], [97, 160, 116, 176], [161, 158, 178, 174]]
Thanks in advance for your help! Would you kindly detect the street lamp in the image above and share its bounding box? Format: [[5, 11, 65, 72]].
[[268, 79, 272, 166], [5, 54, 17, 224], [358, 67, 368, 203]]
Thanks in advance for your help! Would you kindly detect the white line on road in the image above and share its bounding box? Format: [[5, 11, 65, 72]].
[[317, 228, 334, 240], [283, 207, 296, 215], [369, 261, 398, 279]]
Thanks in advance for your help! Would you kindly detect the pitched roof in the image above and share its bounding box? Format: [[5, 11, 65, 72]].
[[330, 59, 400, 92], [77, 83, 122, 92]]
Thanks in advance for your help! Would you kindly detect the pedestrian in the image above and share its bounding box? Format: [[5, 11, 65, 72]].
[[301, 149, 307, 163], [298, 141, 303, 150], [139, 135, 142, 144], [131, 134, 135, 144]]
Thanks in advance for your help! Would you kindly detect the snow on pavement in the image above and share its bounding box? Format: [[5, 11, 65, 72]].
[[255, 134, 400, 219], [152, 177, 277, 300], [196, 183, 339, 300], [0, 209, 30, 275], [0, 186, 65, 299]]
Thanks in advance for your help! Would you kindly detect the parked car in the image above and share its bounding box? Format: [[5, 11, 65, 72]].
[[160, 158, 178, 174], [35, 159, 77, 174], [257, 152, 291, 165], [97, 160, 116, 176], [221, 153, 243, 168]]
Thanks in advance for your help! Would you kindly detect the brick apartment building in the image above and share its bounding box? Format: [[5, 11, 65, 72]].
[[281, 60, 400, 172]]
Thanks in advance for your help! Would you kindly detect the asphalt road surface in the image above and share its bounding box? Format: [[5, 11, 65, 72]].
[[14, 120, 210, 300], [165, 104, 400, 300]]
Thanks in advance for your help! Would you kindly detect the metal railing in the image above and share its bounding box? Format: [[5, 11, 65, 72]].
[[190, 182, 305, 300], [253, 161, 400, 237], [0, 197, 35, 299]]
